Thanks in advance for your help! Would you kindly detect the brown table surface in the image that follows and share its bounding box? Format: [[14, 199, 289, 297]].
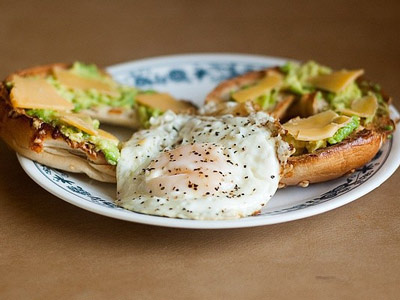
[[1, 1, 400, 299]]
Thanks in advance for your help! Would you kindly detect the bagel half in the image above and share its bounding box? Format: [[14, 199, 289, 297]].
[[205, 63, 395, 186], [0, 64, 124, 182]]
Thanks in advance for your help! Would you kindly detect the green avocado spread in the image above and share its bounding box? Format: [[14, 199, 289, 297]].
[[279, 60, 332, 95], [327, 116, 360, 145], [45, 62, 160, 126], [47, 63, 136, 112], [25, 109, 120, 165], [262, 60, 387, 154], [284, 116, 360, 155]]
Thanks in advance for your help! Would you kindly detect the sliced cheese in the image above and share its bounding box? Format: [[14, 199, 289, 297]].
[[309, 69, 364, 93], [10, 75, 74, 111], [136, 93, 193, 113], [231, 71, 283, 103], [97, 129, 119, 142], [283, 110, 351, 141], [339, 95, 378, 118], [53, 67, 119, 97], [59, 113, 98, 136], [60, 113, 120, 140]]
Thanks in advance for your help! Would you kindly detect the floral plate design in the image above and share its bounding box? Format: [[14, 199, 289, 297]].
[[17, 54, 400, 229]]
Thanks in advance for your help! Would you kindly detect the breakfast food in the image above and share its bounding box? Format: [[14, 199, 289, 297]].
[[0, 58, 396, 221], [205, 61, 395, 186], [116, 111, 292, 220], [0, 62, 195, 182]]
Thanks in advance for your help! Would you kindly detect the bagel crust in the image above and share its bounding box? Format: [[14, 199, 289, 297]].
[[205, 65, 395, 186], [281, 129, 384, 186]]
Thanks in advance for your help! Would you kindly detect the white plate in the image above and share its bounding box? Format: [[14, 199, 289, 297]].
[[17, 53, 400, 229]]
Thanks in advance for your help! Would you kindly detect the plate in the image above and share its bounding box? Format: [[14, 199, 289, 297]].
[[17, 53, 400, 229]]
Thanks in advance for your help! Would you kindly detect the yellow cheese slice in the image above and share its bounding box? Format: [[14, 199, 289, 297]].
[[283, 110, 351, 141], [97, 129, 119, 142], [53, 67, 119, 97], [136, 93, 193, 113], [59, 113, 98, 136], [339, 95, 378, 118], [309, 69, 364, 93], [10, 76, 74, 111], [60, 113, 119, 140], [231, 71, 283, 103]]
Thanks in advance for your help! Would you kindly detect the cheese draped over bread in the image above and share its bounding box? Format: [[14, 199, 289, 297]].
[[59, 113, 99, 136], [136, 93, 194, 113], [308, 69, 364, 93], [10, 76, 75, 111], [53, 67, 120, 97], [283, 110, 352, 141], [339, 95, 378, 118], [231, 71, 283, 103], [97, 129, 119, 141], [59, 113, 118, 141]]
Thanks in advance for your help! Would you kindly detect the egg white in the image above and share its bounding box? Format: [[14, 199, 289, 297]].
[[116, 111, 289, 220]]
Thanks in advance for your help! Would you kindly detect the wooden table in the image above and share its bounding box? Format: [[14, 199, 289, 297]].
[[1, 1, 399, 299]]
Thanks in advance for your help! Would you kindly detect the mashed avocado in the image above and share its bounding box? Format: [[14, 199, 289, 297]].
[[137, 105, 162, 128], [25, 109, 57, 123], [280, 61, 332, 95], [255, 89, 279, 110], [71, 62, 104, 79], [326, 83, 362, 110], [283, 135, 327, 155], [46, 62, 159, 127], [231, 61, 332, 109], [284, 115, 360, 155], [230, 61, 335, 110], [229, 84, 279, 110], [25, 109, 120, 165], [280, 61, 377, 124], [328, 116, 360, 144], [47, 62, 138, 112]]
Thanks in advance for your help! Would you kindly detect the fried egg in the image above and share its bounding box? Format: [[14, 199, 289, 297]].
[[116, 111, 291, 220]]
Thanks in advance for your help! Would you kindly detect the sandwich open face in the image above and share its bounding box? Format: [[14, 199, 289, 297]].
[[205, 61, 395, 186], [0, 62, 196, 182]]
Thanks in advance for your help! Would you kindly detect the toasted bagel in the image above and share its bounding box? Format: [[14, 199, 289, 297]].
[[0, 85, 116, 183], [281, 129, 384, 186], [205, 64, 395, 186], [0, 64, 121, 182]]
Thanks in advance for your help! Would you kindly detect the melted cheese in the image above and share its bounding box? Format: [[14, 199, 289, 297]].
[[309, 69, 364, 93], [59, 113, 98, 135], [97, 129, 119, 142], [53, 67, 119, 97], [231, 71, 283, 103], [60, 113, 119, 139], [10, 76, 74, 111], [136, 93, 193, 113], [283, 110, 351, 141], [339, 95, 378, 118]]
